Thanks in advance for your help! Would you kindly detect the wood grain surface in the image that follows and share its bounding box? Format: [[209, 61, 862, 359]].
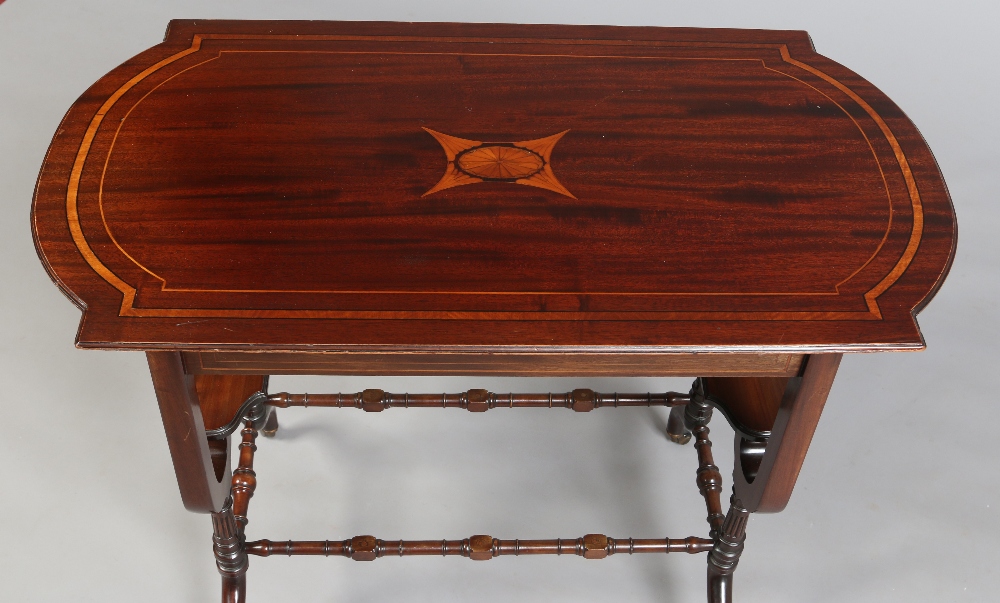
[[181, 350, 804, 376], [32, 21, 956, 354], [194, 374, 267, 430]]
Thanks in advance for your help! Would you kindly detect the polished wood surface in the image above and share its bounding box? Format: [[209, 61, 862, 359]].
[[181, 350, 804, 377], [702, 376, 789, 436], [731, 353, 842, 512], [266, 388, 691, 412], [217, 376, 743, 603], [210, 498, 248, 603], [147, 351, 231, 513], [32, 21, 957, 603], [707, 499, 750, 603], [692, 424, 726, 536], [32, 20, 955, 354], [246, 535, 714, 559], [423, 128, 576, 198], [195, 375, 266, 431], [231, 423, 258, 530]]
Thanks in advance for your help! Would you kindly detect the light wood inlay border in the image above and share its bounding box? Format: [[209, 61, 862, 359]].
[[66, 34, 922, 321]]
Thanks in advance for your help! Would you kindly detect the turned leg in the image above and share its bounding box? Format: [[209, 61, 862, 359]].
[[211, 417, 260, 603], [693, 354, 842, 602], [212, 498, 248, 603], [683, 379, 747, 603], [666, 404, 691, 444], [707, 498, 749, 603], [148, 353, 268, 601], [683, 381, 726, 538], [261, 407, 279, 438]]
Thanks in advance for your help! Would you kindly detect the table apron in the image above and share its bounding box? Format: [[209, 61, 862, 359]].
[[181, 351, 804, 377]]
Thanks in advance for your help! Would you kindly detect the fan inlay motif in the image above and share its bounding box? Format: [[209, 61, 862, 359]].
[[422, 128, 576, 198]]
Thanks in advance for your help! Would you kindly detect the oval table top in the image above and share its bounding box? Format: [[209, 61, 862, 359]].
[[32, 20, 956, 354]]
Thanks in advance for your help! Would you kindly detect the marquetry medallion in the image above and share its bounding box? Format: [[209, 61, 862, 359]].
[[422, 128, 575, 198]]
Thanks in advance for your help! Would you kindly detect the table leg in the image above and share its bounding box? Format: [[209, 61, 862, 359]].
[[706, 499, 749, 603], [147, 351, 232, 513], [666, 404, 692, 444], [260, 407, 279, 438], [698, 354, 841, 601], [683, 392, 725, 537], [148, 352, 264, 601], [727, 354, 842, 513], [212, 498, 248, 603]]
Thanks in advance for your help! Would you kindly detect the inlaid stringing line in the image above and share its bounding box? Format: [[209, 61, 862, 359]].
[[67, 33, 920, 322]]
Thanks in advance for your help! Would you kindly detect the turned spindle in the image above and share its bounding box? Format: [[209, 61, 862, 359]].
[[694, 425, 726, 536], [267, 389, 690, 412], [247, 534, 714, 559], [231, 420, 259, 529], [707, 498, 751, 603]]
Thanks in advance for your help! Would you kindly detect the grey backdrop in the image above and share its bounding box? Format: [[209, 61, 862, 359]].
[[1, 1, 995, 602]]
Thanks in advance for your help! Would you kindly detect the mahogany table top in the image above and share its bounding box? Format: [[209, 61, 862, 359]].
[[32, 20, 956, 354]]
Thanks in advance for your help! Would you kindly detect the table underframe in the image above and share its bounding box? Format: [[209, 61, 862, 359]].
[[147, 351, 842, 603]]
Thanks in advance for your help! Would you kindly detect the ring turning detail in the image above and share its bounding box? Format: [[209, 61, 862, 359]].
[[247, 535, 715, 559], [210, 378, 750, 603], [266, 388, 692, 413]]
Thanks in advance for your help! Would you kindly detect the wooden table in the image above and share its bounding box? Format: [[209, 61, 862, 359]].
[[31, 20, 956, 603]]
